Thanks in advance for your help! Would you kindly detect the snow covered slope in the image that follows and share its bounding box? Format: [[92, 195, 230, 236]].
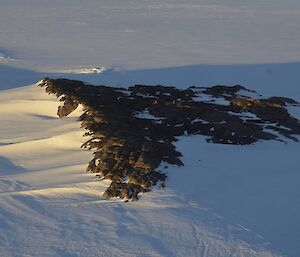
[[0, 83, 299, 257], [1, 0, 300, 256]]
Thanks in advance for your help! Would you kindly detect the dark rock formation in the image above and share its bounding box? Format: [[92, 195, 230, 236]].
[[38, 78, 300, 200]]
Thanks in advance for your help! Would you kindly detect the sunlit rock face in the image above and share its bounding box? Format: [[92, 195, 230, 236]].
[[38, 78, 300, 201]]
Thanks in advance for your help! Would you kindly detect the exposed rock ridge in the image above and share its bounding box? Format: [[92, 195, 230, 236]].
[[38, 78, 300, 201]]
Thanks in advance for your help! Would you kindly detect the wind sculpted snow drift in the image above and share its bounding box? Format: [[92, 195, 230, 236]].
[[38, 78, 300, 201]]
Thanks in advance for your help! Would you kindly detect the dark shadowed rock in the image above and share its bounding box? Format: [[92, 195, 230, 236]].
[[38, 78, 300, 201]]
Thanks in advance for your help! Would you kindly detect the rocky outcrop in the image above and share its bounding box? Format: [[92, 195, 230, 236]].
[[38, 78, 300, 201]]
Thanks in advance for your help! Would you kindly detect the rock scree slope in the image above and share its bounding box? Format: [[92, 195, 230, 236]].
[[38, 78, 300, 201]]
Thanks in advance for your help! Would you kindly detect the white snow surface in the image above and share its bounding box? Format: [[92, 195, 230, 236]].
[[2, 84, 297, 257], [0, 0, 300, 71], [1, 0, 300, 256], [134, 108, 165, 121]]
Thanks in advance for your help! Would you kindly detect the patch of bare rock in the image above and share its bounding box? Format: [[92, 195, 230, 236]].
[[38, 78, 300, 201]]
